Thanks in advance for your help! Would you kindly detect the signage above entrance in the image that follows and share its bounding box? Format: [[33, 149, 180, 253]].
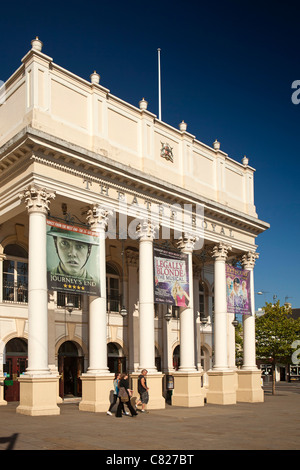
[[81, 178, 236, 243]]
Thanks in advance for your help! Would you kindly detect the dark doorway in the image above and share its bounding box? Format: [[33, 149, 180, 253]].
[[107, 342, 126, 373], [3, 338, 28, 402], [173, 345, 180, 370], [58, 341, 83, 399]]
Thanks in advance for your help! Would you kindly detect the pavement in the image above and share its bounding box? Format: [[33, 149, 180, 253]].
[[0, 382, 299, 452]]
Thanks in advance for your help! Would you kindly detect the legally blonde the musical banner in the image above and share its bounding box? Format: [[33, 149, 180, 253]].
[[226, 264, 251, 315], [46, 220, 100, 296], [154, 246, 190, 306]]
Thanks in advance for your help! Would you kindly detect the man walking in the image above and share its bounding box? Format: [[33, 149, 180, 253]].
[[136, 369, 149, 412]]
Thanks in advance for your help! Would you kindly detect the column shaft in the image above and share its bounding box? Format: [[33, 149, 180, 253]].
[[27, 211, 49, 373], [20, 186, 55, 376], [242, 253, 259, 370], [177, 240, 196, 372], [17, 186, 60, 416], [212, 243, 231, 371], [86, 205, 110, 374], [138, 222, 156, 372]]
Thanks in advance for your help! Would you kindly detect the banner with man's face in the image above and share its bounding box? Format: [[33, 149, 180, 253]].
[[226, 264, 251, 315], [154, 246, 190, 306], [46, 220, 100, 296]]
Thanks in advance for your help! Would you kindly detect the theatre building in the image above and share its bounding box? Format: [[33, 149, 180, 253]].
[[0, 38, 269, 415]]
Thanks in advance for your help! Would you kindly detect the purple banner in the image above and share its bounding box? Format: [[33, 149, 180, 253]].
[[226, 264, 251, 315], [154, 246, 190, 306]]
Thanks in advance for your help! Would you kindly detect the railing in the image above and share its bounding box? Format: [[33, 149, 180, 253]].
[[106, 294, 121, 313], [57, 292, 82, 309], [2, 283, 28, 303]]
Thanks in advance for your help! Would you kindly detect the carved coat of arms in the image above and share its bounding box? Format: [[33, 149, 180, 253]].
[[160, 142, 173, 162]]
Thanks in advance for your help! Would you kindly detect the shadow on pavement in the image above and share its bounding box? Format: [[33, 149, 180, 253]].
[[0, 433, 18, 450]]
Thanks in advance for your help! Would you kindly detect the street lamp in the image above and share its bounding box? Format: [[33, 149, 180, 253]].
[[66, 302, 74, 314], [200, 316, 209, 326], [120, 306, 127, 317], [256, 291, 279, 305], [164, 306, 172, 322]]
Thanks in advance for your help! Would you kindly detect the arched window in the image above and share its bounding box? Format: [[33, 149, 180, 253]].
[[3, 244, 28, 303], [173, 345, 180, 370], [106, 264, 120, 313]]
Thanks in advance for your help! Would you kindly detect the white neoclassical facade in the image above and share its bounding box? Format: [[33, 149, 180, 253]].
[[0, 38, 269, 415]]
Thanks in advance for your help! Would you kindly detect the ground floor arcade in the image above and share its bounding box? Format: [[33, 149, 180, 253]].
[[0, 185, 264, 415]]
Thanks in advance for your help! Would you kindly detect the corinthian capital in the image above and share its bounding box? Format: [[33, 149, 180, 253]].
[[177, 233, 198, 253], [242, 251, 259, 270], [212, 242, 232, 261], [86, 204, 113, 231], [19, 185, 55, 214], [136, 220, 157, 241]]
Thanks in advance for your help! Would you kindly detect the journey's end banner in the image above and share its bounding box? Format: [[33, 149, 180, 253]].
[[154, 246, 190, 307], [226, 264, 251, 315], [46, 220, 100, 296]]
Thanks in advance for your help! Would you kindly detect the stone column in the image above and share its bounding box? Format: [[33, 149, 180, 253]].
[[237, 251, 263, 402], [177, 235, 197, 372], [207, 242, 236, 405], [171, 234, 204, 407], [212, 243, 231, 371], [136, 220, 157, 373], [86, 205, 110, 375], [131, 221, 165, 410], [80, 204, 113, 413], [17, 185, 60, 416], [125, 248, 139, 374]]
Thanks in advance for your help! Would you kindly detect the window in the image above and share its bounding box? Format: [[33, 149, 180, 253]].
[[106, 264, 120, 313], [57, 292, 82, 309], [199, 282, 205, 320], [3, 245, 28, 303], [171, 306, 179, 319]]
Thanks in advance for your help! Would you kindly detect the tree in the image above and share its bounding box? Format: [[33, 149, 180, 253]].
[[235, 321, 243, 366], [255, 301, 300, 395]]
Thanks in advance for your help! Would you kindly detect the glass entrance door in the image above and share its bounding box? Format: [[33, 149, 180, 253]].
[[4, 356, 28, 401]]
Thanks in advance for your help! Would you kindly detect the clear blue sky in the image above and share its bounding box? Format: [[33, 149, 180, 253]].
[[1, 0, 299, 309]]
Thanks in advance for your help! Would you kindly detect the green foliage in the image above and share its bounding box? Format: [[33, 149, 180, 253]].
[[235, 321, 243, 364], [255, 301, 300, 364]]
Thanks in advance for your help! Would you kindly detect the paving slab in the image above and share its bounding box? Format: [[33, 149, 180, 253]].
[[0, 383, 299, 451]]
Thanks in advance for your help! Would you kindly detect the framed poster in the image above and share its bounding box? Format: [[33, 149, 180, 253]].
[[46, 219, 100, 296], [154, 246, 190, 306]]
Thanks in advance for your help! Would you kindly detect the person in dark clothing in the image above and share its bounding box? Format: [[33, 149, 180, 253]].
[[115, 373, 138, 418], [107, 373, 127, 415], [136, 369, 149, 412]]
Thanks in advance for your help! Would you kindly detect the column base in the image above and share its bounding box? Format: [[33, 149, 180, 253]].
[[131, 372, 165, 410], [172, 371, 204, 407], [16, 376, 60, 416], [206, 369, 237, 405], [79, 373, 114, 413], [236, 369, 264, 403]]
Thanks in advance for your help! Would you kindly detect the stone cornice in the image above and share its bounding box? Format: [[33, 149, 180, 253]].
[[0, 126, 270, 237]]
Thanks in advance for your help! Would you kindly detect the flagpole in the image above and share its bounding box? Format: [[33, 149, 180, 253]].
[[157, 48, 161, 121]]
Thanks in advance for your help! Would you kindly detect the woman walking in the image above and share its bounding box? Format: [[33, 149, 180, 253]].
[[107, 373, 120, 415], [115, 373, 138, 418]]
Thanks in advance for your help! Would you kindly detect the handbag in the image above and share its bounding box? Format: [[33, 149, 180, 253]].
[[118, 386, 129, 403]]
